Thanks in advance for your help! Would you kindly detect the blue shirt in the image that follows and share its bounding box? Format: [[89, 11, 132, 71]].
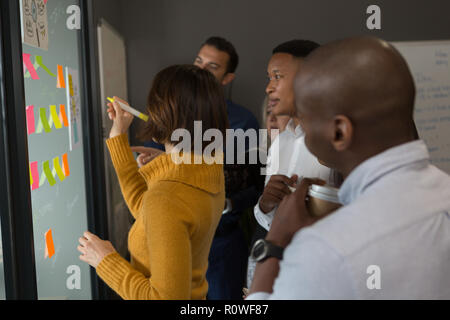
[[144, 99, 259, 149], [226, 99, 259, 132], [221, 100, 261, 222], [248, 140, 450, 299]]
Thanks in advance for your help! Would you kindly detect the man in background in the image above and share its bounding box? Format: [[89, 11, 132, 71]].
[[246, 40, 341, 291], [253, 40, 341, 237], [194, 37, 262, 300]]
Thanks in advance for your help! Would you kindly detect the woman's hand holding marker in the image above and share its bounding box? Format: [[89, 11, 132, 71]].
[[107, 96, 134, 138], [107, 97, 149, 122]]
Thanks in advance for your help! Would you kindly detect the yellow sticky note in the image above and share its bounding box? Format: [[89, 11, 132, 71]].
[[68, 74, 74, 96], [50, 105, 62, 129]]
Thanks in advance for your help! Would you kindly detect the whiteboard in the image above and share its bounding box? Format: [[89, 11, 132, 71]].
[[97, 19, 132, 258], [392, 40, 450, 175]]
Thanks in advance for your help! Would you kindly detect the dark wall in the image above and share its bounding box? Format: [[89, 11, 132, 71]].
[[92, 0, 122, 32], [95, 0, 450, 143]]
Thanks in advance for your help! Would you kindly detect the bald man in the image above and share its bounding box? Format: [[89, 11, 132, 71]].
[[247, 36, 450, 299]]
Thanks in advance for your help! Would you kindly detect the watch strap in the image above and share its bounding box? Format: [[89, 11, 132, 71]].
[[265, 241, 284, 260], [251, 239, 284, 262]]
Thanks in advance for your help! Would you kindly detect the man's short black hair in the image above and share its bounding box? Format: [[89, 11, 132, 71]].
[[272, 39, 320, 58], [202, 36, 239, 74]]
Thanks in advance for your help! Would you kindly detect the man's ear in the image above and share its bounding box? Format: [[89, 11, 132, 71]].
[[221, 73, 235, 86], [332, 115, 353, 151]]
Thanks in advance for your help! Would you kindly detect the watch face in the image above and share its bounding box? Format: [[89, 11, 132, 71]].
[[251, 239, 267, 261]]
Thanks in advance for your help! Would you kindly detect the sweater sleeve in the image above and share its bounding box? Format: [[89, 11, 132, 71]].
[[106, 134, 147, 219], [96, 195, 193, 300]]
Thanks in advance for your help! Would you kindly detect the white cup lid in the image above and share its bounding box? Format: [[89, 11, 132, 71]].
[[308, 184, 341, 203]]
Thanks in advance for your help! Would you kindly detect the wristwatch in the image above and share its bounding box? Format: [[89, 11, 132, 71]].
[[250, 239, 284, 262]]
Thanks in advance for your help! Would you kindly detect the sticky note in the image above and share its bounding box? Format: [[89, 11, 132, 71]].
[[68, 74, 74, 97], [29, 164, 33, 187], [44, 229, 55, 259], [60, 104, 69, 127], [26, 105, 36, 135], [53, 157, 66, 181], [50, 105, 62, 129], [24, 57, 40, 79], [43, 160, 56, 186], [39, 108, 52, 133], [39, 167, 47, 186], [36, 55, 56, 77], [62, 153, 70, 177], [57, 65, 66, 88], [23, 53, 39, 80], [30, 161, 39, 190]]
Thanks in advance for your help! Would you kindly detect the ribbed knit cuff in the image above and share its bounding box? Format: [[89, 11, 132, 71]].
[[96, 252, 134, 295], [105, 134, 136, 168]]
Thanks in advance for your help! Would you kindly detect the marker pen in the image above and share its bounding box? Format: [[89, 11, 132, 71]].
[[107, 97, 149, 122]]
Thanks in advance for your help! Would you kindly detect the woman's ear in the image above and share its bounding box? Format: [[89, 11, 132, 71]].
[[221, 73, 235, 86], [332, 115, 353, 151]]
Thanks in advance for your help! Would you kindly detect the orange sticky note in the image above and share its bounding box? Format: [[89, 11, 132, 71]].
[[62, 153, 70, 177], [44, 229, 55, 259], [57, 65, 66, 88], [60, 104, 69, 127]]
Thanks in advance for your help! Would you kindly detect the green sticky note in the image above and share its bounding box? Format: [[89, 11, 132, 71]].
[[36, 55, 56, 77], [39, 108, 52, 133], [43, 161, 56, 186]]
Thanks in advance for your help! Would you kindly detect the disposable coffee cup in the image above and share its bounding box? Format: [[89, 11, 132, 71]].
[[306, 184, 342, 217]]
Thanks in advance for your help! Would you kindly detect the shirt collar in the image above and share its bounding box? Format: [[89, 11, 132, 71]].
[[285, 118, 304, 138], [338, 140, 430, 205]]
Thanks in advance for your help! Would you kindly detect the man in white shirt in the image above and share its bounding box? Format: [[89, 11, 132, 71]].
[[246, 40, 341, 291], [247, 36, 450, 299], [254, 40, 341, 232]]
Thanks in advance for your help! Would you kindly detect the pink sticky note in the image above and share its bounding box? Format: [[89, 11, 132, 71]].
[[30, 161, 39, 190], [23, 53, 39, 80], [44, 0, 48, 4], [26, 105, 35, 135]]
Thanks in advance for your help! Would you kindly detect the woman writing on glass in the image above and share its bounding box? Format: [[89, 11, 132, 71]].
[[77, 65, 228, 300]]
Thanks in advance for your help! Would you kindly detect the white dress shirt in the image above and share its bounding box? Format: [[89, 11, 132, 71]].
[[254, 119, 339, 231], [247, 140, 450, 299]]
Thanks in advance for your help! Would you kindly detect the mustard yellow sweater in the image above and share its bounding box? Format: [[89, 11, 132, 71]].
[[97, 134, 224, 300]]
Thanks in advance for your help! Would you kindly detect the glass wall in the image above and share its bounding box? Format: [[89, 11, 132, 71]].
[[20, 0, 91, 299]]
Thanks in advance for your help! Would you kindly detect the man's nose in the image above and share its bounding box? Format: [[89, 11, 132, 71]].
[[266, 80, 275, 95]]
